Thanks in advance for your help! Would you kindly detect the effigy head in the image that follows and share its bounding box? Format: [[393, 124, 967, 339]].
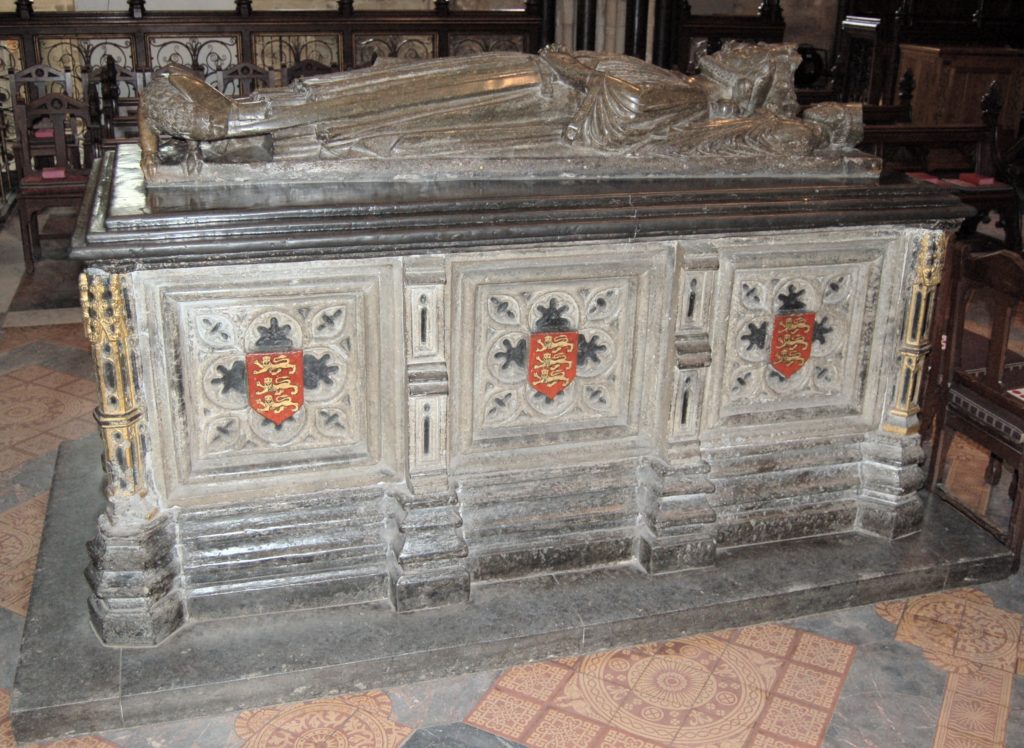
[[802, 101, 864, 148], [698, 41, 801, 118]]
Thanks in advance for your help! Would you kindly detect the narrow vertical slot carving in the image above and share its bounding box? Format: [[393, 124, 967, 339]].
[[422, 403, 431, 456], [680, 374, 692, 425], [686, 278, 698, 319], [419, 294, 429, 345]]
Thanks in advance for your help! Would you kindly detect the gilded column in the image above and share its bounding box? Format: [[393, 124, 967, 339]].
[[859, 231, 949, 540], [79, 270, 186, 645], [79, 272, 154, 522], [885, 232, 948, 435]]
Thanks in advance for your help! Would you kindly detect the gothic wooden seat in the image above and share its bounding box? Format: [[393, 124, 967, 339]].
[[13, 92, 96, 274], [928, 248, 1024, 569]]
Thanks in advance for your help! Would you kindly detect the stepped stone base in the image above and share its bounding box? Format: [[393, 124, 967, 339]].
[[12, 436, 1013, 741]]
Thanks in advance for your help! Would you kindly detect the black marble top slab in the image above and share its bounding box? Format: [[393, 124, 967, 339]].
[[71, 145, 972, 270]]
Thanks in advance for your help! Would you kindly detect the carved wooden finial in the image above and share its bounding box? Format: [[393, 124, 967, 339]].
[[128, 0, 145, 20], [435, 0, 451, 16], [15, 0, 33, 19], [757, 0, 783, 23], [897, 69, 915, 105], [235, 0, 252, 17], [981, 81, 1002, 128], [338, 0, 354, 16]]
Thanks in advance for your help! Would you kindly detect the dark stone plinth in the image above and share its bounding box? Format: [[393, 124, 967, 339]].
[[389, 492, 471, 611], [12, 435, 1013, 740], [86, 510, 186, 646]]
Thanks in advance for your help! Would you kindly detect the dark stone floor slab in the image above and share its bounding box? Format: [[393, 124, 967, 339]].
[[11, 435, 1014, 740], [403, 723, 527, 748]]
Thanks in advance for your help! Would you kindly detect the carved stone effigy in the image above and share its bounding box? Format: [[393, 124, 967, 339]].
[[138, 43, 877, 182], [26, 44, 981, 707]]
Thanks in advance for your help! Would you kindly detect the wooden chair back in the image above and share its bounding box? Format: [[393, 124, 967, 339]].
[[83, 58, 145, 146], [8, 63, 74, 105], [284, 59, 338, 85], [215, 63, 272, 97], [13, 91, 94, 179], [929, 248, 1024, 568]]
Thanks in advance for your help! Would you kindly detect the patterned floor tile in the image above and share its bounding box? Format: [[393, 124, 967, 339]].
[[756, 696, 831, 745], [730, 623, 798, 658], [580, 643, 662, 683], [0, 492, 49, 616], [0, 378, 94, 449], [497, 661, 576, 703], [526, 708, 603, 748], [0, 324, 90, 355], [0, 689, 13, 747], [466, 625, 856, 748], [235, 691, 412, 747], [873, 588, 1024, 748], [0, 449, 33, 480], [933, 668, 1012, 748], [466, 688, 544, 743]]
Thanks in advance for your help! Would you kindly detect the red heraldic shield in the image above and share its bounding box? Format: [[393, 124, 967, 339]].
[[246, 350, 304, 425], [528, 331, 579, 398], [770, 312, 816, 379]]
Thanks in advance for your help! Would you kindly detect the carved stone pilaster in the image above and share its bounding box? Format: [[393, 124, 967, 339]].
[[388, 258, 469, 611], [638, 251, 718, 572], [80, 272, 185, 645]]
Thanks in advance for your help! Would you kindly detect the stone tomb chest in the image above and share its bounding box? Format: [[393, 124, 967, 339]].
[[64, 145, 970, 649]]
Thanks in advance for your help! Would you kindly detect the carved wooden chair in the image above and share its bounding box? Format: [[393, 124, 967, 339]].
[[82, 58, 145, 148], [283, 59, 338, 85], [215, 63, 271, 97], [928, 247, 1024, 569], [13, 92, 96, 273]]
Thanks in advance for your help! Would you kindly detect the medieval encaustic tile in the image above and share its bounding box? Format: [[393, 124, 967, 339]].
[[0, 492, 49, 616], [466, 624, 855, 748], [234, 691, 412, 747]]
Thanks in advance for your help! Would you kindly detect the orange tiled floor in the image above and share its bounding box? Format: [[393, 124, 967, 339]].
[[0, 321, 1021, 747]]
